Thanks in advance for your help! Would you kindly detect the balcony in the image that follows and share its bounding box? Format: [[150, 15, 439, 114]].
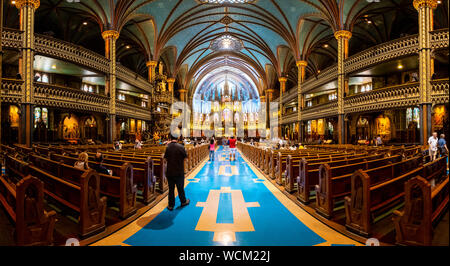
[[299, 79, 449, 121], [2, 28, 153, 93], [116, 101, 152, 121]]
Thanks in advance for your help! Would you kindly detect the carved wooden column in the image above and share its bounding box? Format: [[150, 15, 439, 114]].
[[279, 77, 287, 138], [335, 30, 352, 144], [296, 60, 307, 143], [167, 78, 175, 119], [102, 30, 119, 143], [16, 0, 39, 147], [146, 61, 157, 82], [414, 0, 438, 144]]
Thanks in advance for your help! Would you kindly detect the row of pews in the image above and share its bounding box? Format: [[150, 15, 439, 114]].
[[0, 143, 209, 245], [238, 142, 449, 246]]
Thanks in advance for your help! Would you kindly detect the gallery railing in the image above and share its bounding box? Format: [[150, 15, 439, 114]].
[[1, 28, 153, 93], [116, 101, 151, 121]]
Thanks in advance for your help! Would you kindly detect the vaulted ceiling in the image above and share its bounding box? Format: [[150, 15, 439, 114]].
[[2, 0, 448, 96]]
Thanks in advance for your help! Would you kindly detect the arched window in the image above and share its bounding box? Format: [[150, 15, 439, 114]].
[[41, 74, 49, 83], [34, 107, 48, 128]]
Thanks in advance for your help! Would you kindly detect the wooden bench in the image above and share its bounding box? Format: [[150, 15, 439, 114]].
[[7, 155, 107, 238], [0, 171, 57, 246], [315, 155, 405, 218], [45, 153, 137, 219], [296, 154, 384, 202], [393, 157, 449, 246], [343, 156, 434, 236]]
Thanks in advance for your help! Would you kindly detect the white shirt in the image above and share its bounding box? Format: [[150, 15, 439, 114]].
[[428, 136, 438, 151]]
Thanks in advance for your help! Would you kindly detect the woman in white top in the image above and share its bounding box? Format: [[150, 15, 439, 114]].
[[428, 132, 438, 161]]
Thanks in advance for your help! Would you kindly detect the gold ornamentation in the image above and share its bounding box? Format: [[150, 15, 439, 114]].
[[413, 0, 438, 10], [334, 30, 352, 40], [279, 77, 288, 83], [14, 0, 40, 9], [296, 60, 307, 67], [101, 30, 120, 40], [146, 61, 158, 67]]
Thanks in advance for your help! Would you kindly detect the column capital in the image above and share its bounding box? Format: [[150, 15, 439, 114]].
[[146, 61, 158, 67], [296, 60, 308, 68], [334, 30, 352, 40], [266, 89, 274, 94], [279, 77, 288, 83], [167, 78, 176, 83], [178, 89, 187, 93], [260, 95, 266, 100], [413, 0, 438, 10], [102, 30, 120, 41], [15, 0, 40, 9]]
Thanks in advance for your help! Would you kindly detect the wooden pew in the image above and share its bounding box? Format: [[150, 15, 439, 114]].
[[344, 156, 437, 237], [44, 153, 137, 219], [11, 157, 107, 238], [296, 154, 384, 203], [393, 175, 449, 246], [315, 155, 404, 218], [0, 172, 57, 246]]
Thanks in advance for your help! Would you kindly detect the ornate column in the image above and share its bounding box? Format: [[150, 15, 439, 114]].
[[16, 0, 40, 147], [334, 30, 352, 144], [167, 78, 176, 119], [102, 29, 119, 143], [0, 0, 3, 144], [146, 61, 158, 82], [296, 60, 307, 142], [279, 77, 287, 138], [414, 0, 438, 144]]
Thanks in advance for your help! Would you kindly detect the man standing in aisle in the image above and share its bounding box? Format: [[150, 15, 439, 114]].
[[164, 134, 190, 211]]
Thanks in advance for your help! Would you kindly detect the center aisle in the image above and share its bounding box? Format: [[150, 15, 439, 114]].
[[92, 146, 361, 246]]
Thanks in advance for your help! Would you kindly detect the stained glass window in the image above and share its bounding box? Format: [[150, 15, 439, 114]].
[[406, 107, 420, 128], [34, 107, 48, 128]]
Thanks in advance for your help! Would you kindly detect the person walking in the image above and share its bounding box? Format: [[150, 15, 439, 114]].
[[164, 135, 190, 211], [428, 132, 438, 161], [209, 138, 216, 161], [229, 136, 237, 161], [438, 134, 449, 157]]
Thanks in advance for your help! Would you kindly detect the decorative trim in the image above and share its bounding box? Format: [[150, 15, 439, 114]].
[[102, 30, 120, 40], [15, 0, 40, 9]]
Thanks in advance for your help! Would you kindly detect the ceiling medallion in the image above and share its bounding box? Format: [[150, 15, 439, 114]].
[[220, 15, 234, 25], [210, 34, 244, 52]]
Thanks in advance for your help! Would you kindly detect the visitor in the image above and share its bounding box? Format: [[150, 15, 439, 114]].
[[209, 138, 216, 161], [428, 132, 438, 161], [74, 152, 89, 170], [94, 151, 112, 175], [164, 134, 190, 211], [376, 135, 383, 146], [438, 134, 448, 157], [229, 136, 237, 161], [135, 139, 143, 149]]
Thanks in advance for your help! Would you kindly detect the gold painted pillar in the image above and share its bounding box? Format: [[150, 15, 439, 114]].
[[335, 30, 352, 144], [414, 0, 438, 144], [0, 0, 3, 144], [102, 30, 119, 143], [279, 77, 287, 138], [16, 0, 40, 147], [146, 61, 158, 82], [179, 89, 187, 103], [167, 78, 176, 119], [296, 60, 307, 143]]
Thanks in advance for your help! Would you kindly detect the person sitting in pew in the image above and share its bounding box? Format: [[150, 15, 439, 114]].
[[94, 152, 112, 175], [74, 152, 89, 170]]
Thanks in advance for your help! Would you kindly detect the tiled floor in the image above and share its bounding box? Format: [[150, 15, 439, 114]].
[[91, 147, 362, 246]]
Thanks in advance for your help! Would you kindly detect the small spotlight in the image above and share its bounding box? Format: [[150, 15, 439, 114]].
[[51, 65, 57, 69], [11, 1, 16, 4], [125, 45, 131, 49], [83, 22, 88, 25], [397, 64, 403, 70], [317, 70, 321, 74], [323, 44, 329, 48]]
